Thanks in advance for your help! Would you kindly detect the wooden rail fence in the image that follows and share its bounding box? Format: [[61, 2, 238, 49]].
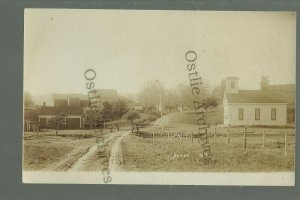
[[135, 127, 295, 156]]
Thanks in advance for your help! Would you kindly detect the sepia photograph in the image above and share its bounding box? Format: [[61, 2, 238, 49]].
[[23, 9, 296, 185]]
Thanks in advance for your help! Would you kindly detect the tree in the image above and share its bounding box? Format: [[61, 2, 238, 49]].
[[24, 91, 34, 107], [138, 80, 165, 112], [48, 113, 66, 136], [211, 79, 226, 104], [177, 82, 209, 109], [110, 99, 129, 130], [203, 97, 218, 109], [82, 106, 102, 128], [123, 111, 141, 132], [177, 84, 195, 108], [102, 101, 113, 121], [111, 99, 129, 119], [24, 109, 39, 122], [164, 89, 180, 111], [260, 75, 270, 90], [99, 99, 129, 121]]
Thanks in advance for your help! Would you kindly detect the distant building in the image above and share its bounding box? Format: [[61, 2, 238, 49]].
[[38, 94, 88, 129], [130, 102, 144, 111], [223, 77, 291, 126], [264, 83, 296, 124], [52, 94, 89, 107], [39, 106, 83, 129], [264, 84, 296, 108], [37, 90, 121, 129], [88, 89, 119, 107]]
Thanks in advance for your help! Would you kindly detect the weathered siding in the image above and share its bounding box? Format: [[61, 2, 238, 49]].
[[39, 118, 47, 128], [225, 103, 287, 126], [39, 115, 81, 129], [66, 118, 80, 129]]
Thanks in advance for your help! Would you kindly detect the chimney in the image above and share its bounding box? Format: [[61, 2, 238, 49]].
[[225, 77, 239, 94]]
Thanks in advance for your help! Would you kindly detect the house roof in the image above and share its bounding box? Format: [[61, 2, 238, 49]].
[[39, 106, 83, 116], [225, 90, 291, 104], [266, 84, 295, 93], [52, 93, 89, 100], [94, 89, 119, 100]]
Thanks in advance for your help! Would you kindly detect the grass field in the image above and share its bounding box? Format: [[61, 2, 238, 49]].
[[121, 133, 295, 172], [23, 130, 109, 171], [122, 111, 295, 172], [167, 110, 224, 125]]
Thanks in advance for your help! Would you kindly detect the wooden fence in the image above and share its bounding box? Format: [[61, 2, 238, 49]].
[[135, 126, 295, 156]]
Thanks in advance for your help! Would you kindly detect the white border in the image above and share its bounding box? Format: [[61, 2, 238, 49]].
[[23, 171, 294, 186]]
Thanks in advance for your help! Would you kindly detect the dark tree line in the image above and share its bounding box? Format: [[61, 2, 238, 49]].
[[101, 99, 129, 121]]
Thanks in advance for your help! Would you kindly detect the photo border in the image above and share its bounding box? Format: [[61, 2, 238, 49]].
[[0, 0, 299, 199]]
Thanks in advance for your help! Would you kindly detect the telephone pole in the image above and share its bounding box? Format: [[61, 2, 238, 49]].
[[156, 80, 163, 134]]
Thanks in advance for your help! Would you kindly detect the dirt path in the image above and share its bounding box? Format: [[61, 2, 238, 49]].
[[68, 131, 129, 171], [109, 131, 130, 172], [50, 144, 91, 171], [150, 112, 178, 128]]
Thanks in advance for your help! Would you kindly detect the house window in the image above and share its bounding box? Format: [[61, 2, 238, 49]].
[[238, 108, 244, 120], [231, 81, 235, 89], [255, 108, 260, 120], [271, 108, 276, 120]]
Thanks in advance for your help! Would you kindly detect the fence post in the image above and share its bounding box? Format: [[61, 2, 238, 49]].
[[153, 132, 155, 139], [191, 132, 193, 143], [262, 130, 265, 151], [284, 131, 287, 156], [214, 127, 216, 142], [243, 127, 247, 150], [227, 126, 231, 144], [197, 132, 200, 143]]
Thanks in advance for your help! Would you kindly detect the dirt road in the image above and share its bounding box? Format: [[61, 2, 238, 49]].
[[68, 113, 179, 171], [68, 130, 130, 171], [150, 112, 178, 128], [109, 131, 130, 172]]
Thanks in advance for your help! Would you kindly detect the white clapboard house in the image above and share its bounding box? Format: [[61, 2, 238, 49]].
[[223, 77, 289, 126]]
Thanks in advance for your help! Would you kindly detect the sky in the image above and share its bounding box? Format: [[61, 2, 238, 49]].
[[24, 9, 296, 96]]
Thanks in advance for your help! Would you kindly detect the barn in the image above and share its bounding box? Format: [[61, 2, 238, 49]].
[[38, 106, 83, 129], [36, 90, 121, 129], [223, 77, 289, 126]]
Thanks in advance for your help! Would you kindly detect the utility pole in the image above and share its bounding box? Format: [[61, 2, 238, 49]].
[[156, 80, 164, 134], [160, 91, 163, 133]]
